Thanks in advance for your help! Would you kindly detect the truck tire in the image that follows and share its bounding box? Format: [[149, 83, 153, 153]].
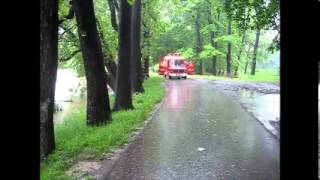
[[169, 76, 172, 79]]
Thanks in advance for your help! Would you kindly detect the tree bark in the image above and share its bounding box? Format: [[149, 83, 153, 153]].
[[234, 66, 238, 76], [107, 0, 119, 32], [251, 29, 261, 75], [142, 23, 150, 79], [195, 11, 203, 75], [96, 18, 117, 92], [235, 30, 246, 76], [130, 0, 144, 93], [207, 9, 217, 75], [226, 18, 232, 77], [143, 56, 150, 79], [113, 0, 134, 111], [73, 0, 111, 125], [244, 61, 248, 74], [104, 60, 117, 91], [40, 0, 58, 158]]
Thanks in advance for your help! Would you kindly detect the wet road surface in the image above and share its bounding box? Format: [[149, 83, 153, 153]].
[[106, 79, 279, 180], [203, 79, 280, 139]]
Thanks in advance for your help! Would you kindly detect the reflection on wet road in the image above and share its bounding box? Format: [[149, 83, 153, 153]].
[[106, 79, 279, 180]]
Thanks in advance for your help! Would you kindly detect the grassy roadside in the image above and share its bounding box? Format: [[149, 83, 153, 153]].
[[191, 69, 279, 84], [40, 77, 165, 180]]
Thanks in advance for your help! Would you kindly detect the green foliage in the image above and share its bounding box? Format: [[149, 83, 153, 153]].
[[199, 44, 224, 60], [177, 47, 196, 60], [60, 55, 85, 77], [58, 0, 71, 20], [40, 77, 165, 180], [57, 0, 279, 77], [214, 34, 240, 44]]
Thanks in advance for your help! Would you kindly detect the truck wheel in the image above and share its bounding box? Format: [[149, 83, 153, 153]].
[[169, 76, 172, 79], [183, 76, 187, 79]]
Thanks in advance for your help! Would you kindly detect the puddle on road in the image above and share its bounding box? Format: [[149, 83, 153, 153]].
[[236, 88, 280, 138]]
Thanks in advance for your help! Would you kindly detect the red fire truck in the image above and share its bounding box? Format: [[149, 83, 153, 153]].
[[158, 52, 194, 79]]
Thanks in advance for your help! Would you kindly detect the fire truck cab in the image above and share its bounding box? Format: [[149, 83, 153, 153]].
[[158, 52, 194, 79]]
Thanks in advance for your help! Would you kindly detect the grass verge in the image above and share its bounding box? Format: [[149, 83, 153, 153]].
[[191, 69, 279, 84], [40, 77, 165, 180]]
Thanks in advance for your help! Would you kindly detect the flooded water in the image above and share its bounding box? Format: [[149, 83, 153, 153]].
[[237, 89, 280, 138], [205, 80, 280, 139], [53, 68, 115, 124], [54, 69, 86, 124], [54, 95, 86, 125]]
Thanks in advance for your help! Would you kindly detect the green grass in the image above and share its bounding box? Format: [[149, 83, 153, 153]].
[[191, 69, 279, 84], [40, 77, 165, 180]]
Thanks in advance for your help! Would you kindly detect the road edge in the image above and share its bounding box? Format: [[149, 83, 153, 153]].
[[93, 96, 166, 180]]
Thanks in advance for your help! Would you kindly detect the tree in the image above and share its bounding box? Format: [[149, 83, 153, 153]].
[[206, 6, 217, 75], [40, 0, 58, 158], [130, 0, 144, 93], [107, 0, 119, 32], [224, 0, 233, 77], [73, 0, 112, 125], [96, 19, 118, 91], [141, 0, 167, 78], [142, 23, 151, 78], [94, 0, 120, 92], [250, 0, 265, 75], [251, 29, 260, 75], [113, 0, 134, 111], [226, 18, 232, 77], [195, 10, 204, 75]]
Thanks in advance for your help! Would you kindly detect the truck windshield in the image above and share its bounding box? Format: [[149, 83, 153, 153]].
[[173, 60, 183, 66]]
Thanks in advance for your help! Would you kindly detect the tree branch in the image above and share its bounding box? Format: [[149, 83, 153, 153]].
[[58, 25, 76, 38], [59, 24, 78, 40], [59, 49, 81, 61], [107, 0, 118, 32], [58, 1, 75, 24]]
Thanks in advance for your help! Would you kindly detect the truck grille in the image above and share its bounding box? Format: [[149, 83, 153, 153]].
[[171, 69, 185, 73]]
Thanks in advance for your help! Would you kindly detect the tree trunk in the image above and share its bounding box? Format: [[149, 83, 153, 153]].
[[235, 30, 246, 76], [142, 28, 150, 79], [251, 29, 261, 75], [73, 0, 111, 125], [107, 0, 119, 32], [195, 11, 203, 75], [234, 66, 238, 76], [244, 61, 248, 74], [40, 0, 58, 158], [96, 18, 117, 92], [130, 0, 144, 93], [207, 9, 217, 75], [143, 56, 150, 79], [113, 0, 133, 111], [226, 18, 232, 77], [106, 72, 115, 91], [104, 60, 117, 92]]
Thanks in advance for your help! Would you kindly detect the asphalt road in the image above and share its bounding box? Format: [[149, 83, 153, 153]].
[[105, 79, 279, 180]]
